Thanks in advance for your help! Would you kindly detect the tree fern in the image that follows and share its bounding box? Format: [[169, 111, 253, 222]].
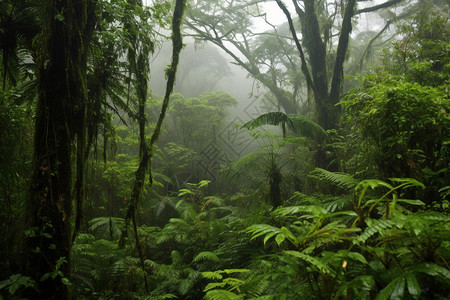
[[242, 111, 326, 141], [89, 217, 124, 240]]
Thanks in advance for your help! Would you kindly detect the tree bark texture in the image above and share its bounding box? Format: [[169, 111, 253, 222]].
[[27, 0, 88, 298]]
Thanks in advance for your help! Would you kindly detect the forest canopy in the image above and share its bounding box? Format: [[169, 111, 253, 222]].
[[0, 0, 449, 299]]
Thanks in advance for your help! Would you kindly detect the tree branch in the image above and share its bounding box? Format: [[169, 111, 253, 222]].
[[275, 0, 314, 96], [356, 0, 403, 14]]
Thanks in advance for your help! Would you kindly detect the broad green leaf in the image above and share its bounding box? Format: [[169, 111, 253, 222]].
[[327, 210, 358, 218], [395, 199, 425, 206], [389, 178, 425, 189], [412, 262, 450, 280], [263, 232, 277, 245], [275, 233, 285, 246], [346, 252, 368, 265], [356, 179, 393, 192], [405, 272, 421, 298], [375, 276, 405, 300], [280, 227, 297, 245], [390, 277, 406, 300]]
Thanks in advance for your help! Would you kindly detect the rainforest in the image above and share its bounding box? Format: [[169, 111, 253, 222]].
[[0, 0, 449, 299]]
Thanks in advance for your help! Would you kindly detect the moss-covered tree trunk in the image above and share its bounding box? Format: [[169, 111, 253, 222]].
[[27, 0, 88, 298]]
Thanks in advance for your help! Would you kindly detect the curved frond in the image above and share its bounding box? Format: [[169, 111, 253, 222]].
[[204, 289, 243, 300], [284, 250, 334, 275], [242, 112, 326, 141], [308, 168, 359, 191], [192, 251, 219, 263], [356, 219, 397, 243]]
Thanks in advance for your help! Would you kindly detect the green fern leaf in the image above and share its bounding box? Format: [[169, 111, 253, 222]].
[[284, 250, 334, 275], [179, 277, 195, 296], [204, 282, 228, 292], [356, 219, 397, 244], [202, 271, 223, 280], [309, 168, 359, 190], [154, 294, 178, 299], [242, 111, 325, 141], [222, 269, 250, 275], [204, 289, 244, 300], [242, 275, 269, 298], [192, 251, 219, 263], [247, 224, 282, 242], [273, 205, 328, 217]]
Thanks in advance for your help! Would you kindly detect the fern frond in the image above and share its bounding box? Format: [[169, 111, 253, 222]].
[[356, 219, 397, 244], [192, 251, 219, 263], [202, 271, 224, 280], [178, 269, 201, 295], [88, 217, 124, 240], [288, 114, 326, 141], [242, 275, 269, 298], [308, 168, 359, 190], [284, 250, 335, 275], [242, 111, 325, 141], [273, 205, 329, 218], [246, 224, 297, 246], [323, 196, 352, 212], [204, 289, 244, 300], [151, 294, 178, 299]]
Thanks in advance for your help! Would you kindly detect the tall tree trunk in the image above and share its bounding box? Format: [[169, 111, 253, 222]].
[[118, 0, 186, 292], [328, 0, 357, 128], [301, 0, 330, 129], [27, 0, 88, 298]]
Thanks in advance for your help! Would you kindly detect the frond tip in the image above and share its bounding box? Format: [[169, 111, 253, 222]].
[[192, 251, 219, 263], [242, 112, 326, 141], [308, 168, 359, 190]]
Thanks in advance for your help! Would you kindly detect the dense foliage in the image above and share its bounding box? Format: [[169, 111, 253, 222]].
[[0, 0, 449, 299]]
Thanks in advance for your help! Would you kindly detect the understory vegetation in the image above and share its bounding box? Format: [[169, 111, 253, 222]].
[[0, 0, 449, 299]]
